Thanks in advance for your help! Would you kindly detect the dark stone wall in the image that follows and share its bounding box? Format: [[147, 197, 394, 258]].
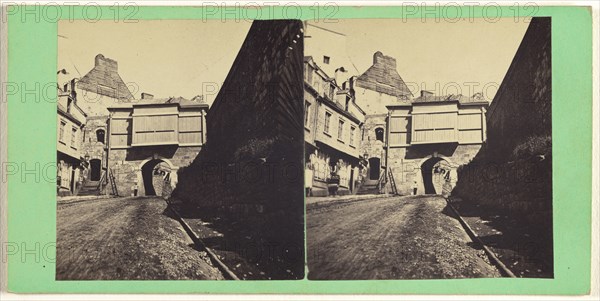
[[174, 20, 304, 210], [171, 20, 304, 278], [452, 17, 552, 226], [485, 17, 552, 160]]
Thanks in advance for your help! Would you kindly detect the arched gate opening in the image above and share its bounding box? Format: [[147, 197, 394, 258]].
[[421, 157, 451, 194], [141, 159, 172, 196]]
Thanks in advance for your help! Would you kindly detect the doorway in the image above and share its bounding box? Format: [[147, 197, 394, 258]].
[[368, 157, 380, 180], [90, 159, 101, 181]]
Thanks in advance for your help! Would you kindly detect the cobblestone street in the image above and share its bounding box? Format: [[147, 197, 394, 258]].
[[307, 195, 501, 279]]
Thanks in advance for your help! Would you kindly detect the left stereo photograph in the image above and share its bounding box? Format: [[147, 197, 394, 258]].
[[55, 19, 305, 280]]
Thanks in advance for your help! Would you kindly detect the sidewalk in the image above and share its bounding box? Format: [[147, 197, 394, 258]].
[[306, 193, 395, 207]]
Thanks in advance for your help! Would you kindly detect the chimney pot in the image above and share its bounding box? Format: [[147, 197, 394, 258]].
[[421, 90, 434, 98], [141, 92, 154, 100]]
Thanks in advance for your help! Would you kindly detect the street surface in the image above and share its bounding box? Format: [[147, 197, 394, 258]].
[[307, 195, 501, 279], [56, 197, 224, 280]]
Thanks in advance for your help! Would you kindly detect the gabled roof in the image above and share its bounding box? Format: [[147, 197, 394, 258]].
[[77, 54, 134, 100], [356, 51, 413, 98]]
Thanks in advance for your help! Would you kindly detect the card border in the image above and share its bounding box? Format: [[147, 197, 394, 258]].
[[5, 5, 593, 295]]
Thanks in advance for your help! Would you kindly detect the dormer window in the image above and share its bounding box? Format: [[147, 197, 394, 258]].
[[323, 56, 330, 64]]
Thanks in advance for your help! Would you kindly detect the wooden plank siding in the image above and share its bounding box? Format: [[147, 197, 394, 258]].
[[387, 102, 487, 146], [388, 115, 411, 146], [108, 104, 206, 148], [411, 112, 459, 144]]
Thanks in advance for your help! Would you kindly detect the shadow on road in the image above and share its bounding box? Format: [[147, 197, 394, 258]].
[[165, 202, 304, 280], [444, 198, 553, 278]]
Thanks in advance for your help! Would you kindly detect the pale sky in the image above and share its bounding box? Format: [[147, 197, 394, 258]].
[[307, 18, 530, 101], [59, 18, 529, 104], [58, 20, 252, 104]]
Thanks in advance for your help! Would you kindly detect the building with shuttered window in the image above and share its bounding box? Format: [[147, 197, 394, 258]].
[[106, 95, 208, 197]]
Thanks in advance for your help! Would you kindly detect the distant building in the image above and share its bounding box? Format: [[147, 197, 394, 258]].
[[304, 56, 365, 196], [56, 76, 87, 196], [107, 95, 208, 197], [74, 54, 134, 190], [305, 23, 490, 196], [353, 52, 414, 191], [386, 91, 488, 195]]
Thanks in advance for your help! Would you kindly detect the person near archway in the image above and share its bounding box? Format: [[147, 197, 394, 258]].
[[412, 180, 418, 195], [132, 183, 138, 196]]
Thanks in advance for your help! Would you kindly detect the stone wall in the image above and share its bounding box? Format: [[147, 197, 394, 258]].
[[387, 144, 482, 195], [172, 20, 304, 277], [451, 17, 552, 227], [485, 17, 551, 160], [108, 145, 201, 197]]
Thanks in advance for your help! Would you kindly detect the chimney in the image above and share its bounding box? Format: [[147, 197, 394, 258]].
[[95, 54, 118, 72], [373, 51, 397, 69], [141, 92, 154, 100], [420, 90, 434, 98], [334, 67, 347, 85]]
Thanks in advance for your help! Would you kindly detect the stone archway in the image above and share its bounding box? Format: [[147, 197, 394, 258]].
[[420, 155, 454, 195], [137, 157, 177, 196]]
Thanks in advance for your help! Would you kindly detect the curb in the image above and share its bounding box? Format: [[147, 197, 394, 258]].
[[445, 198, 517, 278], [168, 206, 240, 280]]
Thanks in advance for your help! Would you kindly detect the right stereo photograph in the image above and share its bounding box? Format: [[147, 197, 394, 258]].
[[304, 17, 552, 280]]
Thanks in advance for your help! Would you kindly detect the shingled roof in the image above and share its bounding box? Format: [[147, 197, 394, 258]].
[[77, 54, 134, 100], [356, 51, 413, 99]]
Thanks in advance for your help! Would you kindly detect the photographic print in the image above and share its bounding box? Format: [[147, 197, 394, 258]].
[[305, 17, 553, 279], [3, 3, 594, 296], [55, 19, 304, 280]]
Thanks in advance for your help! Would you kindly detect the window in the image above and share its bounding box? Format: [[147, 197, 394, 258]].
[[324, 112, 332, 134], [350, 126, 356, 146], [375, 127, 385, 142], [328, 84, 335, 100], [71, 127, 77, 148], [59, 121, 66, 142], [96, 129, 105, 144], [337, 119, 344, 141], [323, 56, 330, 64], [305, 63, 313, 85], [304, 101, 311, 127]]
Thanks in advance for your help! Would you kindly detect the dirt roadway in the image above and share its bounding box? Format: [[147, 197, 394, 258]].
[[307, 195, 501, 279], [56, 197, 224, 280]]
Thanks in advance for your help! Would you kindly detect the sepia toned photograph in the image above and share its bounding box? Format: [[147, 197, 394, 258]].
[[304, 17, 552, 279], [55, 19, 305, 280]]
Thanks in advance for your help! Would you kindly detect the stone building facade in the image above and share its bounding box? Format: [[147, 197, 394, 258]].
[[353, 52, 414, 186], [73, 54, 134, 187], [383, 90, 488, 195], [56, 78, 87, 196], [304, 56, 365, 196], [107, 97, 208, 197]]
